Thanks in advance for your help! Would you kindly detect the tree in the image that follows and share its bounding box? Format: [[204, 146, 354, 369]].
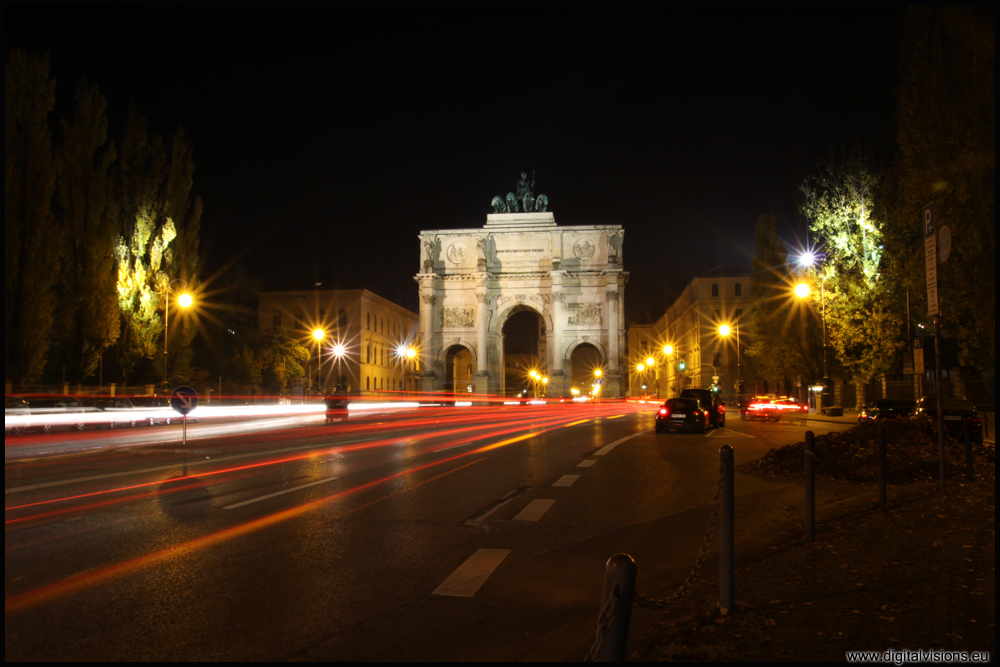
[[800, 148, 905, 388], [5, 50, 61, 384], [889, 6, 995, 377], [54, 81, 119, 383]]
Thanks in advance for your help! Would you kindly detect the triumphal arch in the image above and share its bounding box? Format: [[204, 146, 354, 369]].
[[415, 176, 627, 398]]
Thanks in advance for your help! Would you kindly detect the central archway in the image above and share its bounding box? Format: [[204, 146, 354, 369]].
[[501, 306, 546, 397]]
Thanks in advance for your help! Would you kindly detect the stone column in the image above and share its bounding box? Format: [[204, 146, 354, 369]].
[[605, 282, 623, 397], [474, 292, 490, 397], [550, 290, 568, 397], [419, 293, 438, 392]]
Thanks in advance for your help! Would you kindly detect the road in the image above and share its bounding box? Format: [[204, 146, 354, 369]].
[[5, 403, 852, 661]]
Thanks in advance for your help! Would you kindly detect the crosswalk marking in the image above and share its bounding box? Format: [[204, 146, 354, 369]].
[[512, 499, 556, 522], [433, 548, 511, 597], [552, 475, 580, 487]]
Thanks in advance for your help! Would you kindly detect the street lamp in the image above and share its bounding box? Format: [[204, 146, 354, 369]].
[[164, 279, 192, 386]]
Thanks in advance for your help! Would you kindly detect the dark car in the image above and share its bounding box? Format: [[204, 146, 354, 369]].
[[5, 396, 31, 435], [858, 399, 916, 424], [324, 395, 350, 423], [915, 396, 983, 444], [656, 397, 711, 434], [679, 388, 726, 428], [743, 396, 781, 422]]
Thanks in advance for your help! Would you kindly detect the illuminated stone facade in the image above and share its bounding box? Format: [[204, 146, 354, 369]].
[[415, 212, 627, 397]]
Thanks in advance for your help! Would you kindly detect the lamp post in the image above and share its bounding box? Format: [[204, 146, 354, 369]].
[[164, 280, 192, 386], [312, 328, 325, 395], [332, 342, 347, 393], [718, 323, 740, 390]]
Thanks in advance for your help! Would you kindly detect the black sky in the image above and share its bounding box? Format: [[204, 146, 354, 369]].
[[8, 7, 905, 324]]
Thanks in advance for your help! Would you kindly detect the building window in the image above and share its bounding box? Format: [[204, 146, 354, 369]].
[[338, 309, 347, 327], [711, 283, 719, 297], [272, 314, 281, 327], [735, 283, 742, 297], [366, 377, 370, 391], [367, 345, 371, 363]]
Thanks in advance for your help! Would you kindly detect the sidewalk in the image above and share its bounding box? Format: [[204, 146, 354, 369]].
[[627, 428, 995, 661]]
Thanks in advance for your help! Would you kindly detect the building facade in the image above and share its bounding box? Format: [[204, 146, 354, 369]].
[[627, 274, 750, 403], [257, 289, 419, 395]]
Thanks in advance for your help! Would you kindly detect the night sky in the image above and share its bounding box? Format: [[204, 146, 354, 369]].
[[8, 8, 905, 324]]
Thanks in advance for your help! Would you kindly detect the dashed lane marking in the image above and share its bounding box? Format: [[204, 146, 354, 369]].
[[433, 548, 511, 597], [223, 477, 339, 509], [594, 430, 651, 456], [552, 475, 580, 487], [512, 499, 556, 522], [576, 459, 597, 468]]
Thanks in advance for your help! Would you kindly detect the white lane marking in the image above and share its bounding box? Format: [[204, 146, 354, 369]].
[[222, 477, 339, 509], [5, 433, 388, 495], [512, 499, 556, 522], [705, 428, 755, 438], [433, 548, 511, 597], [594, 430, 651, 456], [576, 459, 597, 468], [552, 475, 579, 487]]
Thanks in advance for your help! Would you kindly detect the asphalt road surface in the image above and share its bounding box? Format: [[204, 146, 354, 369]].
[[5, 403, 852, 661]]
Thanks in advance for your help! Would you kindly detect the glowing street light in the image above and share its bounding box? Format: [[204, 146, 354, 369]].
[[663, 345, 673, 355], [594, 369, 602, 378], [645, 356, 655, 367], [719, 322, 740, 390], [795, 282, 811, 299], [406, 347, 416, 359], [795, 279, 827, 380]]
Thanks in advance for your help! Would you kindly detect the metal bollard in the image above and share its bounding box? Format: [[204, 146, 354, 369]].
[[964, 417, 973, 479], [804, 431, 815, 542], [878, 422, 887, 506], [719, 445, 735, 614], [598, 554, 636, 662]]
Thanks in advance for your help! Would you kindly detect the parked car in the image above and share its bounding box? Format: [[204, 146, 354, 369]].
[[129, 395, 175, 426], [915, 396, 983, 444], [679, 388, 726, 428], [83, 397, 138, 429], [656, 397, 711, 434], [857, 399, 916, 425], [5, 396, 32, 435], [13, 395, 88, 433]]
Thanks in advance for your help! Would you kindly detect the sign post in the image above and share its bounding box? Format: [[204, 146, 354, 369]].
[[170, 385, 199, 450], [923, 203, 945, 489]]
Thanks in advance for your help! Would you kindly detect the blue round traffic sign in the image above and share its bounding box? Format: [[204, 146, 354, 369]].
[[170, 385, 199, 416]]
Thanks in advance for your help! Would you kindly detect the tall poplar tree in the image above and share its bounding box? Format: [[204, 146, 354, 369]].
[[5, 50, 61, 384], [55, 81, 119, 383]]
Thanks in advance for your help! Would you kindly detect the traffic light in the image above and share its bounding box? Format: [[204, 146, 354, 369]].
[[678, 360, 686, 371], [712, 383, 721, 394]]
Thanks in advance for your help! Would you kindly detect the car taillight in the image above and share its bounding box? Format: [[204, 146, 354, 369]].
[[972, 415, 981, 425], [659, 408, 667, 416], [718, 405, 726, 414]]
